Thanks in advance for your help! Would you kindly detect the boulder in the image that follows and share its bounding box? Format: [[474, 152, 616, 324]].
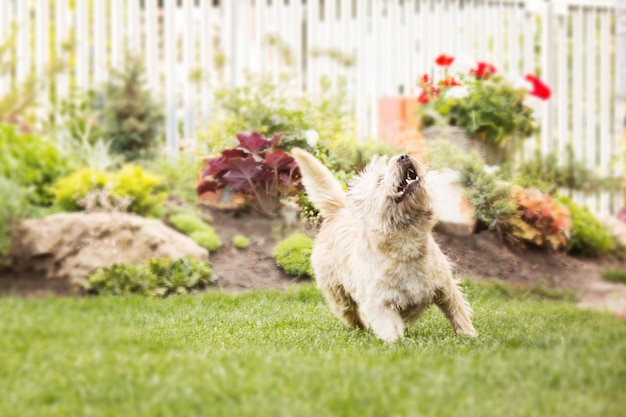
[[11, 212, 209, 287], [427, 168, 477, 236]]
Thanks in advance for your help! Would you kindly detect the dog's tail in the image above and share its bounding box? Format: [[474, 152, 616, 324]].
[[291, 147, 347, 218]]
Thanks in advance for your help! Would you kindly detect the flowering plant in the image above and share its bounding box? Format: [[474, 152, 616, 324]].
[[503, 186, 571, 250], [418, 54, 551, 147]]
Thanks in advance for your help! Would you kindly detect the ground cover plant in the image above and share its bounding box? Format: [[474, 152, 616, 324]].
[[0, 282, 624, 417], [168, 212, 222, 253], [273, 232, 315, 278], [82, 257, 215, 297]]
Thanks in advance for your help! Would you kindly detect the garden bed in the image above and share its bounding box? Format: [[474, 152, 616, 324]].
[[1, 205, 625, 316]]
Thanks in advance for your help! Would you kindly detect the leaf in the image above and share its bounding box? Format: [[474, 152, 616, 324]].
[[222, 148, 247, 159], [257, 168, 277, 184], [264, 149, 294, 170], [196, 179, 220, 195], [268, 132, 284, 147], [202, 156, 229, 177], [222, 156, 263, 191], [236, 132, 271, 153]]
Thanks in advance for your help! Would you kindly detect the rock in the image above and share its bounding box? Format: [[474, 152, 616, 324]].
[[600, 215, 626, 246], [427, 168, 476, 236], [11, 212, 209, 287]]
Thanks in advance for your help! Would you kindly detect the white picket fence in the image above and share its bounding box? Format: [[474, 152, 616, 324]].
[[0, 0, 624, 214]]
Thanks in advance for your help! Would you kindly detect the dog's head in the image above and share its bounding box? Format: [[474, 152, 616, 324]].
[[347, 154, 433, 231]]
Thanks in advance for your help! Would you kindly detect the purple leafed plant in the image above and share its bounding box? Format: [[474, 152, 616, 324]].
[[197, 132, 302, 215]]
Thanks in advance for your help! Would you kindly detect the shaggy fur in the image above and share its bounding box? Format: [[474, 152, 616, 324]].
[[291, 148, 477, 342]]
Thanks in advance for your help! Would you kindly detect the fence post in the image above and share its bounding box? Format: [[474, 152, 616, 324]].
[[541, 0, 554, 156], [164, 0, 178, 154], [618, 0, 626, 100]]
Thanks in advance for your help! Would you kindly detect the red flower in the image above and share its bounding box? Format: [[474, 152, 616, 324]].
[[471, 62, 497, 78], [418, 92, 430, 104], [420, 73, 430, 84], [435, 54, 454, 67], [525, 74, 551, 100], [440, 77, 461, 87]]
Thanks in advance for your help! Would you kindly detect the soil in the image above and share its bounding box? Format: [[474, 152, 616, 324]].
[[1, 206, 625, 316]]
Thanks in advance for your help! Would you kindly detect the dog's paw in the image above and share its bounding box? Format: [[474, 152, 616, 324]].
[[373, 322, 405, 343], [455, 326, 478, 337]]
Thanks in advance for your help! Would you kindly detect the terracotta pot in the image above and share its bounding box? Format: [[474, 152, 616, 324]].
[[377, 97, 426, 159]]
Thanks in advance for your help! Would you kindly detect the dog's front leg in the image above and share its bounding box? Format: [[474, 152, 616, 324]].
[[360, 302, 405, 342], [434, 281, 477, 337]]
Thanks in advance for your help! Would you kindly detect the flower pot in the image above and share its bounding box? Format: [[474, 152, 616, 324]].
[[377, 97, 427, 158], [422, 125, 506, 165]]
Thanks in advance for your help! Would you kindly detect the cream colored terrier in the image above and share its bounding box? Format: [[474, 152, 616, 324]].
[[291, 148, 477, 342]]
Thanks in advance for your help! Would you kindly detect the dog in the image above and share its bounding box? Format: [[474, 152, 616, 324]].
[[291, 148, 477, 342]]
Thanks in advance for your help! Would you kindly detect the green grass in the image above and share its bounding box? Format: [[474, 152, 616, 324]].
[[602, 268, 626, 284], [1, 281, 625, 417]]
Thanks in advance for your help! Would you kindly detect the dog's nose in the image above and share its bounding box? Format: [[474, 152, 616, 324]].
[[399, 154, 410, 162]]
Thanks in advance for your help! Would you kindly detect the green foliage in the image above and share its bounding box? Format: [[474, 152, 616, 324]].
[[201, 72, 353, 154], [169, 212, 222, 252], [273, 233, 314, 278], [100, 54, 164, 161], [51, 165, 166, 216], [321, 138, 403, 173], [442, 146, 516, 227], [232, 234, 251, 249], [0, 122, 71, 206], [51, 169, 109, 211], [111, 165, 167, 217], [52, 90, 123, 172], [189, 229, 222, 253], [169, 213, 211, 235], [515, 149, 597, 194], [0, 177, 27, 261], [82, 257, 215, 297], [556, 196, 614, 256], [602, 269, 626, 284], [141, 154, 201, 202]]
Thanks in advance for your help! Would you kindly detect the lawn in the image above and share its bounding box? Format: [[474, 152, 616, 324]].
[[1, 281, 625, 417]]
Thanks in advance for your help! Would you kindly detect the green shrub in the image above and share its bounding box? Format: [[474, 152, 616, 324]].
[[514, 149, 597, 194], [232, 234, 251, 249], [111, 165, 167, 216], [0, 122, 70, 206], [602, 269, 626, 284], [189, 230, 222, 253], [273, 233, 314, 278], [169, 212, 222, 252], [200, 72, 353, 154], [82, 257, 215, 297], [556, 196, 614, 256], [100, 54, 164, 161], [141, 154, 201, 202], [51, 169, 109, 211], [0, 178, 27, 260], [169, 213, 211, 235], [51, 165, 166, 216]]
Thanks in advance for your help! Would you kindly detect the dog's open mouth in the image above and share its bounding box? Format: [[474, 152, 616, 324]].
[[395, 166, 419, 201]]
